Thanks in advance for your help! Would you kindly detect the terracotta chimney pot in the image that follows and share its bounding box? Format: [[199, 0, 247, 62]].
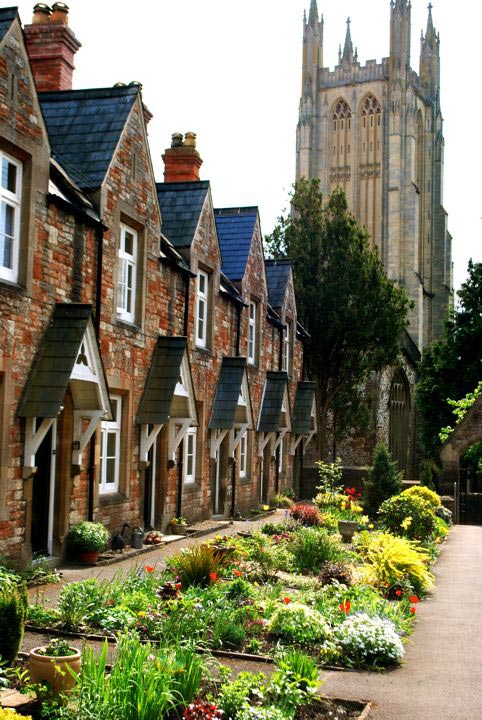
[[162, 132, 203, 183], [50, 2, 69, 24], [171, 133, 183, 148], [32, 3, 51, 24]]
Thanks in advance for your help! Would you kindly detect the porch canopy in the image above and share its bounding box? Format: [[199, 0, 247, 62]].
[[209, 357, 253, 458], [17, 303, 111, 472], [290, 381, 317, 455], [137, 336, 197, 464], [257, 371, 291, 457]]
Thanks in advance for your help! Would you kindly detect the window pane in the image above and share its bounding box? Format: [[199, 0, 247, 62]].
[[124, 230, 134, 256], [1, 158, 16, 193], [107, 432, 116, 457], [199, 272, 205, 294], [0, 232, 12, 269], [106, 458, 116, 485]]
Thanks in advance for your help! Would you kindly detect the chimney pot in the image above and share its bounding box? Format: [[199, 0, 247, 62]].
[[171, 133, 183, 148], [50, 2, 69, 24], [184, 131, 197, 148], [32, 3, 51, 23]]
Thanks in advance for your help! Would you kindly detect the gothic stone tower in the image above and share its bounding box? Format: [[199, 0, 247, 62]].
[[297, 0, 452, 349]]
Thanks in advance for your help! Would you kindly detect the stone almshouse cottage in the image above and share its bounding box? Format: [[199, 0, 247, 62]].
[[0, 4, 316, 565]]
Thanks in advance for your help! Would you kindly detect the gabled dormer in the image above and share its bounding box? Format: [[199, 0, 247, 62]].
[[265, 259, 297, 376]]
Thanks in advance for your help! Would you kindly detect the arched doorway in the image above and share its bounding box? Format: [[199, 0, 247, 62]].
[[388, 369, 410, 476]]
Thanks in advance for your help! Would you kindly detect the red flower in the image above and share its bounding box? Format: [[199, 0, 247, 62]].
[[410, 606, 416, 614], [175, 582, 182, 590], [395, 589, 403, 597], [233, 569, 243, 577], [409, 595, 419, 604], [283, 597, 291, 604], [339, 600, 351, 615], [209, 572, 218, 581], [144, 565, 155, 573]]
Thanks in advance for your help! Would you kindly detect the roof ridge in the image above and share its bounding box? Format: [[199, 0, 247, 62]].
[[157, 180, 210, 190], [39, 86, 139, 100], [265, 258, 293, 265], [214, 206, 258, 215]]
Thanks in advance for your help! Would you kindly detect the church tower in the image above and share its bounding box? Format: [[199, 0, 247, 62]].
[[296, 1, 452, 349]]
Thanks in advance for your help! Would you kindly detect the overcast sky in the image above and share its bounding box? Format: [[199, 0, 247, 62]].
[[15, 0, 481, 290]]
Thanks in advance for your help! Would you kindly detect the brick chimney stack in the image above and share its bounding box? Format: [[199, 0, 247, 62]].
[[24, 3, 81, 92], [162, 132, 203, 182]]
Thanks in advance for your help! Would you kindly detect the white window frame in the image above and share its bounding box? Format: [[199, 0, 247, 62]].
[[284, 320, 291, 374], [0, 151, 22, 284], [239, 432, 247, 478], [196, 270, 209, 348], [99, 395, 122, 495], [117, 223, 137, 323], [184, 427, 197, 484], [248, 300, 257, 365]]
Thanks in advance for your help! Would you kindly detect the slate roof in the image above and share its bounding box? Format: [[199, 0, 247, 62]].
[[292, 382, 316, 435], [0, 7, 17, 43], [39, 86, 139, 191], [265, 259, 292, 309], [18, 304, 97, 418], [209, 357, 248, 430], [258, 372, 289, 432], [137, 336, 188, 425], [214, 207, 258, 282], [157, 181, 210, 248]]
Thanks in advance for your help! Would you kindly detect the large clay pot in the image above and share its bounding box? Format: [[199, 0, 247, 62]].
[[78, 550, 100, 565], [337, 520, 358, 544], [29, 646, 81, 695]]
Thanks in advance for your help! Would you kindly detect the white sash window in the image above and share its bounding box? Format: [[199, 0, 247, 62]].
[[117, 224, 137, 322], [0, 152, 21, 283]]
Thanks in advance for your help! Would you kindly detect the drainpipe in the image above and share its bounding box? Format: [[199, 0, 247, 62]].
[[278, 325, 283, 371], [88, 223, 105, 522], [183, 273, 190, 337], [176, 271, 191, 520], [230, 456, 237, 518], [235, 303, 241, 356]]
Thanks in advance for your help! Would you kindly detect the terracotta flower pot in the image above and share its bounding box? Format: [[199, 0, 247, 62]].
[[78, 550, 100, 564], [29, 646, 81, 695]]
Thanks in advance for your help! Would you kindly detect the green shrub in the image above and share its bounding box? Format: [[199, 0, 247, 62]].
[[225, 578, 255, 603], [0, 583, 27, 665], [268, 602, 331, 645], [166, 545, 226, 587], [216, 671, 266, 720], [289, 527, 344, 573], [66, 521, 110, 553], [363, 443, 403, 517], [378, 493, 437, 540], [268, 650, 319, 717], [58, 578, 107, 628], [269, 493, 294, 509], [355, 531, 434, 595], [315, 458, 344, 494], [402, 485, 441, 509], [318, 561, 353, 587]]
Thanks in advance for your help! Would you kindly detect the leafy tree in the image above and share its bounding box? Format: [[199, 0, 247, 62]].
[[363, 443, 403, 517], [265, 179, 410, 448], [416, 260, 482, 460]]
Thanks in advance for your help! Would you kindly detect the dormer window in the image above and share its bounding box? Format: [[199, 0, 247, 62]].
[[117, 223, 137, 323], [0, 152, 22, 284], [196, 269, 209, 348], [248, 300, 257, 365]]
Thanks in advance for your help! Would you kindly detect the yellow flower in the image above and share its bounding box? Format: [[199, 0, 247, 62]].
[[401, 516, 412, 530], [138, 611, 146, 618], [262, 505, 270, 511], [359, 515, 369, 525], [341, 502, 346, 510], [368, 523, 374, 529]]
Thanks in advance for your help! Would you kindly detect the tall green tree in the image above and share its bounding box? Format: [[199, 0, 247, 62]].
[[416, 259, 482, 460], [266, 179, 410, 448]]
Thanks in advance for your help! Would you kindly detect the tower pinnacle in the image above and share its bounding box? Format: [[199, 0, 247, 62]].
[[308, 0, 319, 25], [342, 17, 354, 64]]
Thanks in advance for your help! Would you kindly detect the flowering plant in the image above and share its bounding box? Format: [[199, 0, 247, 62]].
[[183, 700, 224, 720], [170, 516, 188, 526], [288, 504, 322, 527], [268, 601, 331, 645], [334, 612, 404, 667]]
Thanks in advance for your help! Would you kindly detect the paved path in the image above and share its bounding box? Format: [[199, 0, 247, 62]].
[[321, 525, 482, 719]]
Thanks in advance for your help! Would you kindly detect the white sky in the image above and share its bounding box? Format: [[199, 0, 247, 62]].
[[15, 0, 482, 290]]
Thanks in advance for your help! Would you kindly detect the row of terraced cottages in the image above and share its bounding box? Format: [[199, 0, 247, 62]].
[[0, 4, 317, 565]]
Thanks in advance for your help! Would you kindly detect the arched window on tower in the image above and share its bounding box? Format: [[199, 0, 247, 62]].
[[331, 99, 352, 191], [359, 94, 382, 247], [388, 369, 410, 478], [360, 94, 382, 166]]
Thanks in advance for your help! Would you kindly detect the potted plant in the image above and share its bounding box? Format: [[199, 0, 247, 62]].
[[66, 521, 110, 564], [337, 519, 358, 543], [168, 516, 190, 535], [29, 638, 81, 696]]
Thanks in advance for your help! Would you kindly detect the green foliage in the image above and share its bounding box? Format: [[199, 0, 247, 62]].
[[37, 639, 76, 657], [265, 181, 409, 441], [315, 458, 344, 494], [58, 578, 107, 629], [418, 458, 439, 491], [439, 381, 482, 443], [402, 485, 441, 509], [355, 531, 434, 595], [318, 561, 353, 587], [268, 602, 331, 645], [416, 260, 482, 460], [216, 672, 266, 720], [363, 443, 403, 517], [75, 635, 204, 720], [267, 650, 319, 718], [166, 545, 226, 587], [66, 521, 109, 553], [0, 583, 27, 665], [27, 603, 61, 627], [224, 577, 255, 603], [289, 527, 345, 573], [378, 494, 437, 541], [241, 532, 293, 578], [269, 493, 294, 509]]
